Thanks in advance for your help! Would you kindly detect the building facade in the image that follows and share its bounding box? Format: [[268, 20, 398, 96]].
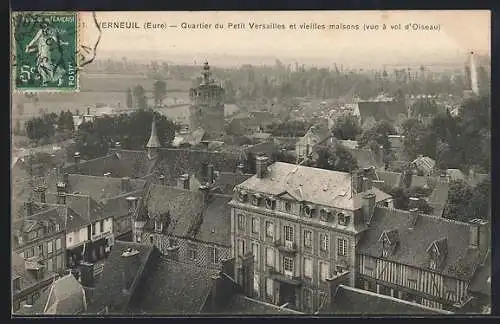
[[229, 159, 391, 313], [189, 61, 225, 139]]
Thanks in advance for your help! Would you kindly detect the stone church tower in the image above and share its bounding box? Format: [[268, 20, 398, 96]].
[[189, 61, 225, 139]]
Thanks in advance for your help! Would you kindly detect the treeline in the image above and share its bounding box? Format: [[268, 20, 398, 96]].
[[24, 111, 75, 143], [74, 109, 177, 159], [125, 80, 167, 110]]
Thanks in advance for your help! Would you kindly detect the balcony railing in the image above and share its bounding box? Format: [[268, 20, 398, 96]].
[[274, 240, 298, 253], [266, 266, 302, 285]]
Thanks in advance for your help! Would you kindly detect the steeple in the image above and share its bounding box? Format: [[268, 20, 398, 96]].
[[201, 60, 212, 85], [146, 115, 161, 149]]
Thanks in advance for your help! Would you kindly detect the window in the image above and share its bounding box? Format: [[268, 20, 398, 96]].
[[338, 213, 350, 226], [304, 258, 313, 278], [429, 258, 437, 270], [284, 225, 294, 243], [251, 217, 260, 234], [238, 239, 245, 257], [38, 228, 44, 237], [319, 261, 330, 282], [188, 244, 197, 260], [149, 236, 154, 244], [253, 273, 260, 295], [55, 223, 60, 231], [100, 220, 105, 233], [407, 279, 417, 289], [26, 247, 34, 258], [446, 290, 457, 301], [38, 245, 44, 257], [238, 214, 245, 231], [32, 292, 40, 304], [337, 238, 347, 256], [252, 195, 260, 206], [169, 238, 178, 247], [266, 248, 274, 267], [320, 233, 329, 252], [265, 198, 275, 209], [13, 278, 21, 290], [47, 258, 53, 272], [238, 191, 247, 202], [285, 201, 292, 212], [265, 221, 274, 238], [210, 247, 219, 264], [304, 230, 312, 248], [382, 246, 389, 258], [266, 278, 273, 297], [304, 205, 314, 217], [283, 256, 294, 275], [252, 242, 259, 265], [155, 220, 163, 233], [55, 238, 62, 251], [56, 254, 63, 272], [92, 224, 96, 235]]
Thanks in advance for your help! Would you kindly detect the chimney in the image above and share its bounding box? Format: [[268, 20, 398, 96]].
[[87, 107, 91, 115], [126, 196, 138, 213], [326, 270, 350, 304], [56, 182, 67, 205], [255, 156, 269, 179], [199, 185, 210, 204], [361, 177, 372, 192], [121, 177, 131, 193], [121, 248, 140, 293], [210, 273, 222, 311], [236, 163, 245, 175], [409, 208, 419, 230], [362, 193, 376, 224], [207, 164, 215, 184], [158, 174, 165, 186], [74, 152, 81, 165], [468, 219, 488, 249], [115, 141, 121, 149], [24, 201, 34, 217], [178, 174, 190, 190]]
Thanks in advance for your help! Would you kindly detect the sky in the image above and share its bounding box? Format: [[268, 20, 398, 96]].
[[79, 11, 491, 66]]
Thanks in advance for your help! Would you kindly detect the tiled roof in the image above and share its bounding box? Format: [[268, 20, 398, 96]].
[[212, 172, 253, 195], [64, 154, 130, 178], [45, 193, 108, 223], [129, 257, 218, 315], [357, 101, 408, 124], [197, 195, 232, 246], [12, 206, 65, 238], [237, 162, 391, 210], [321, 285, 452, 315], [86, 241, 155, 314], [358, 206, 487, 280], [225, 295, 303, 314], [26, 274, 87, 315]]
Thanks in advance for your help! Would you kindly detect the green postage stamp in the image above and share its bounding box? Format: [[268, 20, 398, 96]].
[[11, 11, 79, 92]]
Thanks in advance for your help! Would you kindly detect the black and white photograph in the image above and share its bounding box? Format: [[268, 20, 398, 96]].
[[11, 10, 491, 316]]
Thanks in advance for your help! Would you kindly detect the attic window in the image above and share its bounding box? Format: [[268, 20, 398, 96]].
[[338, 213, 350, 226], [319, 209, 331, 222], [252, 194, 261, 206], [304, 205, 315, 218], [154, 220, 163, 233], [238, 191, 248, 203], [285, 201, 292, 212], [265, 197, 276, 209]]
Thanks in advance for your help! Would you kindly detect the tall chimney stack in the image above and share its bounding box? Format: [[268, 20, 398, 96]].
[[158, 174, 165, 186], [255, 156, 269, 179], [126, 196, 138, 214], [207, 164, 215, 184], [56, 182, 67, 205], [74, 152, 81, 165], [199, 185, 210, 204]]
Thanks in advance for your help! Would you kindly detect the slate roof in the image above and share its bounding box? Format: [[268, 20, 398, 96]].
[[321, 285, 452, 315], [428, 182, 450, 217], [212, 172, 253, 195], [244, 142, 280, 156], [45, 192, 108, 223], [129, 257, 218, 315], [357, 100, 408, 124], [24, 274, 87, 315], [143, 184, 232, 246], [358, 206, 488, 280], [86, 241, 155, 314], [225, 295, 303, 315], [63, 154, 130, 178], [237, 162, 391, 210]]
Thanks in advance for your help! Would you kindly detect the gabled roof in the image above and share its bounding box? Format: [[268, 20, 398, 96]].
[[87, 241, 155, 314], [321, 285, 452, 315], [129, 257, 218, 315], [358, 206, 488, 280], [25, 274, 87, 315], [237, 162, 391, 210], [45, 193, 108, 223], [426, 237, 448, 257], [379, 229, 399, 245]]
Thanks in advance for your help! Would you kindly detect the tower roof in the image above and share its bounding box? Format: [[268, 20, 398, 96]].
[[146, 116, 161, 148]]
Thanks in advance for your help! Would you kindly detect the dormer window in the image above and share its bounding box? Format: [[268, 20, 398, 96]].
[[319, 209, 331, 222], [338, 213, 350, 226], [238, 191, 248, 203], [252, 194, 261, 206], [285, 201, 292, 212], [426, 238, 447, 271], [304, 205, 315, 218], [379, 229, 399, 258], [265, 197, 276, 210]]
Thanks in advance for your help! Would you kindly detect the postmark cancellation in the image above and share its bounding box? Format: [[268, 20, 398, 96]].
[[11, 11, 79, 93]]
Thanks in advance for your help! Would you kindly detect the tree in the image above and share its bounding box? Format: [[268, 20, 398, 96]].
[[25, 116, 55, 141], [153, 80, 167, 108], [444, 179, 475, 222], [126, 88, 133, 109], [357, 120, 396, 164], [133, 85, 147, 110], [331, 115, 361, 140], [315, 145, 358, 172], [410, 98, 438, 118]]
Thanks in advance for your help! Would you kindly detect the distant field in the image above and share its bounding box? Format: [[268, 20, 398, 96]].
[[80, 73, 192, 92]]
